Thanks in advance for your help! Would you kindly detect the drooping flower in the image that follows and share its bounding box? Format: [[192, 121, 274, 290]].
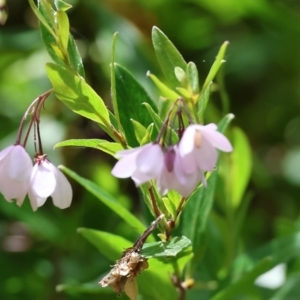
[[28, 156, 72, 211], [179, 124, 233, 173], [111, 143, 164, 186], [0, 145, 33, 205], [156, 145, 205, 197]]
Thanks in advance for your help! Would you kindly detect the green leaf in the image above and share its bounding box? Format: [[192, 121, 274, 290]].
[[152, 26, 187, 89], [217, 113, 235, 132], [211, 257, 272, 300], [79, 229, 177, 300], [110, 32, 121, 132], [143, 102, 178, 143], [147, 71, 179, 101], [60, 166, 146, 235], [114, 63, 155, 146], [46, 63, 110, 127], [54, 139, 123, 156], [68, 35, 85, 78], [182, 172, 218, 262], [56, 10, 69, 54], [141, 236, 192, 258], [53, 0, 72, 11], [38, 0, 64, 66], [162, 196, 177, 219], [202, 41, 229, 90], [232, 232, 300, 275], [198, 82, 211, 122], [78, 228, 132, 261], [131, 119, 147, 145], [229, 127, 252, 208], [31, 0, 56, 39], [141, 123, 154, 145], [187, 62, 200, 95]]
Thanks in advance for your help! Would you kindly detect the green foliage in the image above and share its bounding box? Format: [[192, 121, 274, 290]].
[[152, 26, 187, 89], [4, 1, 300, 300], [46, 63, 110, 126], [61, 166, 147, 236], [54, 139, 123, 156], [114, 63, 155, 146]]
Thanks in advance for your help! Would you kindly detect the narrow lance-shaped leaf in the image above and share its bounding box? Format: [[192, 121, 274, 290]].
[[202, 41, 229, 90], [67, 35, 85, 78], [46, 63, 110, 127], [114, 63, 155, 146], [229, 127, 252, 208], [60, 166, 147, 236], [56, 10, 69, 55], [54, 139, 123, 157], [147, 71, 179, 101], [187, 61, 200, 95], [152, 26, 187, 89]]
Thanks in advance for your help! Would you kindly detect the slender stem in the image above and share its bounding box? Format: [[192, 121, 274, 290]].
[[148, 185, 162, 218], [16, 89, 52, 146]]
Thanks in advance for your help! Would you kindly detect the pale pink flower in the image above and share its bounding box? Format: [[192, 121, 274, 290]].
[[0, 145, 32, 205], [111, 143, 164, 186], [157, 146, 205, 197], [179, 124, 233, 173], [28, 158, 72, 211], [112, 143, 205, 197]]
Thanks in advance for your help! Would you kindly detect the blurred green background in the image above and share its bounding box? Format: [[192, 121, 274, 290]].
[[1, 0, 300, 299]]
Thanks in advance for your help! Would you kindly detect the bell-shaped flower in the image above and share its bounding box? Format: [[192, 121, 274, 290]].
[[0, 145, 32, 205], [28, 157, 72, 211], [179, 124, 233, 173], [157, 146, 205, 197], [111, 143, 164, 186]]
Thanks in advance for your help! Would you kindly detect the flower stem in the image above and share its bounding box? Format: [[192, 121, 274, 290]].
[[148, 185, 162, 218], [17, 89, 52, 147]]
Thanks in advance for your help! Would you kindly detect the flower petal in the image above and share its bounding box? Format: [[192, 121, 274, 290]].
[[111, 150, 139, 178], [201, 127, 233, 152], [30, 161, 56, 198], [0, 145, 13, 161], [51, 167, 72, 209], [179, 126, 196, 156], [7, 145, 32, 181], [28, 188, 47, 211], [136, 144, 164, 176]]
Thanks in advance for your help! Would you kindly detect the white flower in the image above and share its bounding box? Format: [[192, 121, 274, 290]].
[[179, 124, 233, 173], [0, 145, 32, 205], [111, 143, 164, 186], [28, 157, 72, 211]]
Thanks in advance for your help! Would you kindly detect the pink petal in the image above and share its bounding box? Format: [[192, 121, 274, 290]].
[[201, 127, 233, 152], [7, 145, 32, 181], [136, 144, 164, 176], [51, 167, 72, 209], [193, 138, 218, 171], [28, 188, 47, 211], [0, 145, 13, 161], [132, 169, 154, 186], [179, 126, 196, 156], [203, 123, 217, 130], [30, 162, 56, 198], [111, 151, 138, 178], [179, 152, 197, 174]]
